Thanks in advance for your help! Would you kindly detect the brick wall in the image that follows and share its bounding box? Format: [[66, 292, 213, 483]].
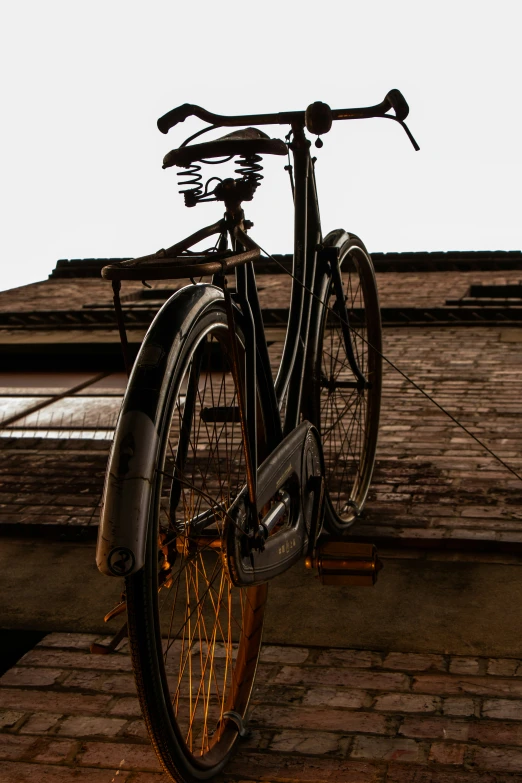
[[3, 266, 522, 312], [1, 256, 521, 544], [357, 326, 522, 543]]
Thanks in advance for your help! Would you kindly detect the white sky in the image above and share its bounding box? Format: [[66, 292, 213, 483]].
[[1, 0, 521, 292]]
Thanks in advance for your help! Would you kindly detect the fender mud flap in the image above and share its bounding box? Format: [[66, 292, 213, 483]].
[[225, 421, 324, 587], [96, 411, 159, 577]]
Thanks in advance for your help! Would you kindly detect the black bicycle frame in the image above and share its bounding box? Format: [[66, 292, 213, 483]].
[[99, 90, 415, 582], [233, 123, 363, 458]]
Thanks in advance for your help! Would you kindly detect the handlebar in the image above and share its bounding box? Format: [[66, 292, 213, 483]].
[[384, 89, 409, 122], [157, 90, 419, 150], [157, 104, 305, 134]]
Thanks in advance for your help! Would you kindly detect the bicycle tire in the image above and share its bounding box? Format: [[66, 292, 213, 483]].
[[307, 232, 382, 533], [125, 292, 267, 782]]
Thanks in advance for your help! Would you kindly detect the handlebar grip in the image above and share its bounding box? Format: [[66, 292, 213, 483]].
[[385, 89, 409, 122], [157, 104, 195, 134]]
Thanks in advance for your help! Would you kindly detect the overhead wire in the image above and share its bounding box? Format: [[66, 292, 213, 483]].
[[256, 242, 522, 485]]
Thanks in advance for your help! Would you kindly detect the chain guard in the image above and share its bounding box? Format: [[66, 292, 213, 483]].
[[224, 421, 324, 587]]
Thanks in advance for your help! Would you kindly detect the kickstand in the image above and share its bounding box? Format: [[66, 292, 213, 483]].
[[90, 622, 128, 655], [90, 593, 128, 655]]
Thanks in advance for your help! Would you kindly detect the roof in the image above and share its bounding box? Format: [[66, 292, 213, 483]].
[[48, 250, 522, 279]]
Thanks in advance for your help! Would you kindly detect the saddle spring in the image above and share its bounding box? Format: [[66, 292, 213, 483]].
[[177, 154, 264, 208], [177, 164, 226, 208], [235, 153, 264, 188], [177, 164, 204, 208]]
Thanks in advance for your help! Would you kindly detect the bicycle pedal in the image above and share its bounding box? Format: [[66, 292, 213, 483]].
[[305, 541, 383, 586]]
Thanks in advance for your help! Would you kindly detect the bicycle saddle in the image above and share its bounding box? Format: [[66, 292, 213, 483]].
[[162, 127, 288, 169]]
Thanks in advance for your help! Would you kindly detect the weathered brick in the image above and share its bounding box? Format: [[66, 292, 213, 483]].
[[0, 761, 132, 782], [108, 697, 142, 717], [429, 741, 466, 765], [252, 683, 305, 706], [77, 741, 161, 771], [0, 688, 113, 715], [0, 734, 37, 761], [413, 674, 522, 697], [482, 699, 522, 721], [449, 657, 481, 675], [315, 650, 383, 669], [350, 735, 426, 763], [62, 670, 136, 694], [269, 730, 341, 754], [0, 667, 63, 688], [225, 751, 382, 782], [122, 720, 148, 739], [259, 646, 309, 664], [302, 687, 370, 709], [251, 704, 393, 735], [20, 713, 62, 734], [443, 698, 477, 717], [468, 721, 522, 746], [33, 739, 77, 764], [382, 653, 446, 672], [399, 717, 469, 741], [19, 649, 132, 672], [37, 633, 100, 651], [58, 716, 127, 737], [275, 666, 410, 692], [487, 658, 522, 677], [0, 711, 24, 730], [386, 763, 517, 782], [373, 694, 441, 714], [473, 746, 522, 773]]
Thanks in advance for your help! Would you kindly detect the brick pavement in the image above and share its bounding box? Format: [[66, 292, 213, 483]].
[[4, 633, 522, 781]]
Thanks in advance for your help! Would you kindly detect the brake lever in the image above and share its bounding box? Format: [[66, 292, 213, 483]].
[[400, 120, 420, 151], [381, 114, 420, 151]]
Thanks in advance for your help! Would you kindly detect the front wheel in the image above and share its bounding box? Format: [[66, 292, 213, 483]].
[[125, 297, 267, 782], [306, 233, 382, 533]]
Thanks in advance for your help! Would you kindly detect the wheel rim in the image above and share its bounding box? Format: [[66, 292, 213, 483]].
[[150, 323, 265, 768], [319, 247, 381, 525]]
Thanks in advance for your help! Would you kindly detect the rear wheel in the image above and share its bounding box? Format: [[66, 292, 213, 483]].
[[125, 302, 266, 782], [308, 233, 382, 533]]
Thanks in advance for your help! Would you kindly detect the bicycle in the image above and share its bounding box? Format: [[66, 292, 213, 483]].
[[95, 91, 418, 782]]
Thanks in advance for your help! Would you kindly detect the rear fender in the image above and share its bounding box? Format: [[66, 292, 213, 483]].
[[96, 283, 224, 577]]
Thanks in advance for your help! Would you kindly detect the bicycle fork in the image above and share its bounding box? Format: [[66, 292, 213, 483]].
[[327, 248, 370, 390]]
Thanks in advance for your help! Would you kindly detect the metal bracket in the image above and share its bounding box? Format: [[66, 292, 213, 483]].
[[112, 280, 132, 377], [342, 499, 361, 517], [222, 710, 250, 738], [318, 245, 340, 267]]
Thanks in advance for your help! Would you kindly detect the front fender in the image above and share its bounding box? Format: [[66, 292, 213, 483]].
[[96, 283, 224, 577]]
